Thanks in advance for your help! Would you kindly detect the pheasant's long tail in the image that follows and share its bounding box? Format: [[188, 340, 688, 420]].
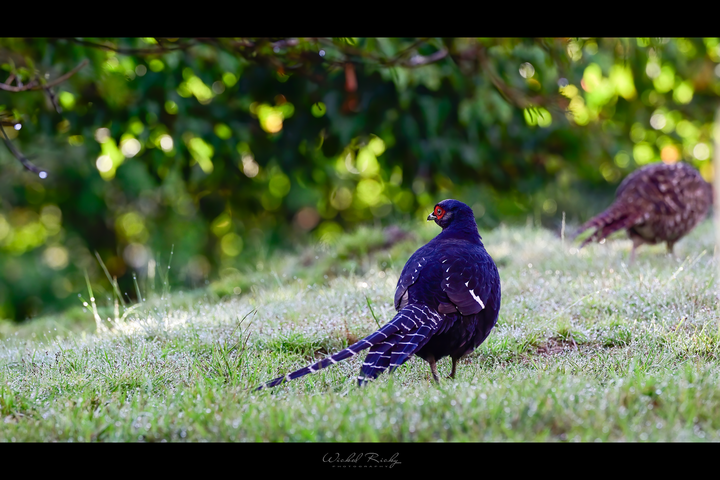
[[356, 333, 400, 384], [357, 323, 436, 385], [575, 202, 645, 248], [254, 305, 443, 391]]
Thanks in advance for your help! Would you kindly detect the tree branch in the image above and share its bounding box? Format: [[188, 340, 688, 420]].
[[404, 48, 448, 67], [0, 126, 47, 177], [476, 44, 533, 109], [315, 38, 446, 69], [0, 59, 88, 92], [0, 78, 38, 91], [67, 38, 194, 55], [43, 59, 89, 89], [389, 38, 428, 63]]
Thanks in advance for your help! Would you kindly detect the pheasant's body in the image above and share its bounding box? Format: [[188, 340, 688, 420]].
[[388, 237, 500, 378], [255, 199, 501, 390], [577, 162, 712, 260]]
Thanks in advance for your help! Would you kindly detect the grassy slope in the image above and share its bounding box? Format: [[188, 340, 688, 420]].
[[1, 219, 720, 442]]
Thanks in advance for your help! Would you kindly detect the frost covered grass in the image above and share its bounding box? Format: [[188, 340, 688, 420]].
[[2, 219, 720, 441]]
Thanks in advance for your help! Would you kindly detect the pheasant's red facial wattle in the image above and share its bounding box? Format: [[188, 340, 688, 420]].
[[434, 205, 445, 219]]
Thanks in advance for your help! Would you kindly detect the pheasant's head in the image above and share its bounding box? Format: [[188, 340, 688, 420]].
[[427, 199, 477, 231]]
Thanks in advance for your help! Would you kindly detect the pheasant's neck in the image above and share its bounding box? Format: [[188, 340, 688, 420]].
[[438, 222, 482, 244]]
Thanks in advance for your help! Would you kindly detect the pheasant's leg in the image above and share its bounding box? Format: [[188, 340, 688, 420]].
[[449, 358, 458, 379], [667, 241, 675, 256], [629, 237, 643, 265], [428, 357, 439, 383]]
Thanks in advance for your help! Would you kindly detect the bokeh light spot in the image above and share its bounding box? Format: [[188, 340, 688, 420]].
[[96, 155, 113, 173], [661, 145, 680, 164], [542, 199, 557, 214], [94, 128, 111, 143], [519, 62, 535, 79], [693, 143, 710, 160], [120, 138, 141, 157], [650, 114, 666, 130], [43, 246, 69, 270], [214, 123, 232, 139], [221, 233, 243, 257], [212, 81, 225, 95], [165, 101, 178, 115], [311, 102, 327, 117], [242, 155, 259, 178], [159, 135, 174, 152], [149, 59, 164, 72], [295, 207, 320, 230], [222, 72, 238, 87]]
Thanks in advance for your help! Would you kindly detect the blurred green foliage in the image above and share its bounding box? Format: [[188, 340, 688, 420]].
[[1, 37, 719, 320]]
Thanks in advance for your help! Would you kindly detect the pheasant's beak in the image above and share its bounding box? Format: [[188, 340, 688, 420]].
[[427, 213, 437, 221]]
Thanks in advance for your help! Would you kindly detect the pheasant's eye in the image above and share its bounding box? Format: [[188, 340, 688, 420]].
[[435, 206, 445, 219]]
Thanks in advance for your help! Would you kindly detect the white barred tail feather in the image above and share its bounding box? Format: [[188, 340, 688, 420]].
[[357, 334, 399, 383], [254, 304, 444, 391], [358, 314, 437, 384]]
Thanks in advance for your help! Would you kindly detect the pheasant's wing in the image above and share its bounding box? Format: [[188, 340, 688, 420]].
[[616, 162, 695, 214], [394, 250, 431, 311], [615, 164, 646, 198], [440, 251, 499, 316]]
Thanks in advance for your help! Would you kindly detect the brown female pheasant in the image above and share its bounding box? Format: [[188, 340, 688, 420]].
[[576, 162, 712, 262]]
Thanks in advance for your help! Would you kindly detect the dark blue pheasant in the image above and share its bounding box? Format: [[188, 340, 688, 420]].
[[255, 199, 501, 390]]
